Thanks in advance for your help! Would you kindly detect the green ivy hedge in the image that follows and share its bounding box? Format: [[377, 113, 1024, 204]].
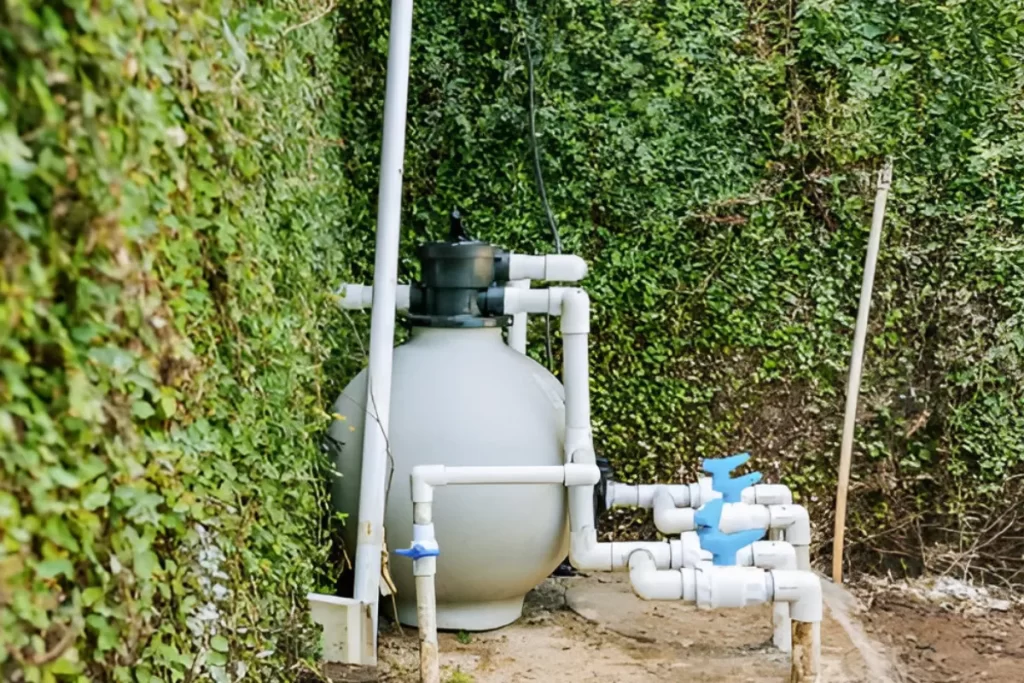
[[4, 0, 1024, 680], [1, 1, 361, 680]]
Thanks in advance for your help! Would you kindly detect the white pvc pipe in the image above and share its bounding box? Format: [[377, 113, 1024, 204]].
[[406, 462, 600, 682], [570, 528, 677, 571], [626, 561, 821, 680], [503, 286, 569, 316], [411, 502, 440, 683], [629, 550, 684, 600], [411, 464, 599, 501], [509, 254, 588, 282], [607, 480, 792, 510], [741, 484, 793, 506], [335, 283, 411, 311], [606, 482, 693, 509], [652, 487, 696, 534], [717, 502, 812, 548], [743, 542, 797, 653], [561, 289, 592, 459], [351, 0, 415, 654], [506, 280, 530, 353]]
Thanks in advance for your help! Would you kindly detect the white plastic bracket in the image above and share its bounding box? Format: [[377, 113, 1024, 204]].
[[307, 594, 374, 665]]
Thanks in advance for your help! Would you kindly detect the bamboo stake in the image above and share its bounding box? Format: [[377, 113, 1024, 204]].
[[832, 162, 893, 585]]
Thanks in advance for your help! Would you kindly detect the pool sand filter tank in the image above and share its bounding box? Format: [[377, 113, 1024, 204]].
[[306, 2, 824, 682]]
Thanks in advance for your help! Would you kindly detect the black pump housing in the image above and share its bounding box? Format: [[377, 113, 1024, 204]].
[[407, 210, 513, 328]]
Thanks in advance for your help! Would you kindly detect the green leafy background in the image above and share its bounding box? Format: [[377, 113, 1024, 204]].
[[3, 0, 1023, 680]]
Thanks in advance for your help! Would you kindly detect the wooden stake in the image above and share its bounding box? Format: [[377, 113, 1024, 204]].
[[832, 162, 893, 585]]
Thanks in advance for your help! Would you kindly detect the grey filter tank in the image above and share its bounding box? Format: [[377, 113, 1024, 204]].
[[328, 215, 569, 630]]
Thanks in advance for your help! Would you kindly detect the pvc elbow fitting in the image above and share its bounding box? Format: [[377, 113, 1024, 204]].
[[653, 488, 696, 534], [770, 504, 811, 546], [570, 530, 612, 572], [628, 550, 684, 601], [560, 288, 591, 334], [411, 465, 446, 502], [771, 570, 822, 623]]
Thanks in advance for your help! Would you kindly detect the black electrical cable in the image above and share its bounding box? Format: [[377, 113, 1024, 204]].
[[522, 22, 562, 372]]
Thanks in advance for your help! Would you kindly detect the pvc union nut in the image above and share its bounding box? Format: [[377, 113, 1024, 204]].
[[741, 484, 794, 506], [696, 566, 772, 610], [750, 540, 798, 570]]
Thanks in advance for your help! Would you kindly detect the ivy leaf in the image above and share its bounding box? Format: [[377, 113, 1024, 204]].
[[36, 558, 74, 579], [81, 586, 105, 607], [133, 549, 160, 580], [211, 635, 230, 653], [82, 489, 111, 511], [132, 400, 156, 420]]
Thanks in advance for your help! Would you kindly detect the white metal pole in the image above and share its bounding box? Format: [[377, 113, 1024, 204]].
[[832, 162, 893, 585], [351, 0, 415, 660]]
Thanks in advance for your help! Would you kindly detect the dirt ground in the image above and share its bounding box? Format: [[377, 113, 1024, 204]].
[[855, 579, 1024, 683], [334, 572, 1024, 683], [369, 573, 887, 682]]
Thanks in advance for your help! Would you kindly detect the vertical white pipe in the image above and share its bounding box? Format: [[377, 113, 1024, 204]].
[[561, 289, 594, 541], [833, 163, 892, 585], [351, 0, 415, 658], [412, 501, 439, 683], [563, 334, 591, 449], [507, 279, 530, 353]]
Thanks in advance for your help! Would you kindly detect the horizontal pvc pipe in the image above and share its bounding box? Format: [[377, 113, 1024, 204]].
[[606, 480, 792, 510], [717, 502, 812, 547], [335, 283, 411, 311], [742, 484, 793, 506], [625, 561, 821, 668], [509, 254, 588, 282], [606, 482, 693, 509], [570, 528, 674, 572], [412, 464, 600, 502], [503, 286, 569, 316]]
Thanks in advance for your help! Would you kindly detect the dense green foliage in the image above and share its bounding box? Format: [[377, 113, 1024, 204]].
[[3, 0, 1023, 680], [331, 0, 1024, 573], [1, 1, 360, 680]]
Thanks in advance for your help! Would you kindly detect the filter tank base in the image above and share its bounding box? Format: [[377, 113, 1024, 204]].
[[396, 596, 526, 632]]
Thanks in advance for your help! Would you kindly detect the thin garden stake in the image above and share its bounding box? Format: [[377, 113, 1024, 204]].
[[832, 162, 893, 585]]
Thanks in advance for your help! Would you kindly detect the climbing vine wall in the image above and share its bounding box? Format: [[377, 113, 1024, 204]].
[[3, 0, 1023, 680]]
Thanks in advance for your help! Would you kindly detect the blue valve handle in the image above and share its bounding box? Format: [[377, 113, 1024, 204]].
[[695, 498, 767, 565], [694, 497, 725, 529], [395, 544, 440, 561], [702, 452, 763, 502], [701, 528, 767, 566]]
